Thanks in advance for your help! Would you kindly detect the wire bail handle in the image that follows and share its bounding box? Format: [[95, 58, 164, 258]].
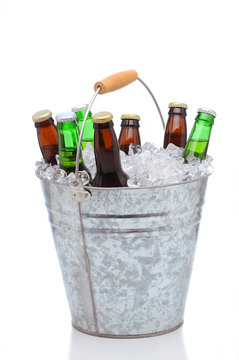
[[70, 70, 165, 202]]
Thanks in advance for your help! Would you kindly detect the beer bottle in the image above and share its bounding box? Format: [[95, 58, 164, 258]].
[[163, 102, 187, 149], [56, 111, 90, 175], [118, 114, 141, 154], [92, 111, 129, 187], [183, 107, 216, 163], [72, 104, 94, 149], [32, 109, 58, 165]]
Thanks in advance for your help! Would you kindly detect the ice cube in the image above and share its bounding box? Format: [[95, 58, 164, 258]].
[[128, 144, 142, 155]]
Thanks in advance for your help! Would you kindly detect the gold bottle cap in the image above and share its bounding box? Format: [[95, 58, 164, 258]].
[[92, 111, 113, 123], [121, 114, 140, 121], [168, 102, 188, 109], [32, 109, 52, 122]]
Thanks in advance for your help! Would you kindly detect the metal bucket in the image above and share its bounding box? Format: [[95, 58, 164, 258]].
[[37, 70, 210, 337], [39, 175, 209, 338]]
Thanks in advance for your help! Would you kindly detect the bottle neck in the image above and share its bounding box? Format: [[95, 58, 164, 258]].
[[57, 120, 80, 155], [189, 113, 214, 142], [57, 120, 78, 131], [75, 109, 92, 122], [35, 117, 54, 128], [196, 112, 214, 126], [120, 119, 140, 128], [168, 107, 187, 116], [93, 121, 122, 174]]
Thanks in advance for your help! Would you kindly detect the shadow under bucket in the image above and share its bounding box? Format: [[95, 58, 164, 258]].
[[39, 174, 209, 338]]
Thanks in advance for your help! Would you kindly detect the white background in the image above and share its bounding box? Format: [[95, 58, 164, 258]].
[[1, 0, 239, 359]]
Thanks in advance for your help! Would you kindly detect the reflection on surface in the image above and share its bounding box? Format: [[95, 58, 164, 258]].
[[68, 326, 188, 360]]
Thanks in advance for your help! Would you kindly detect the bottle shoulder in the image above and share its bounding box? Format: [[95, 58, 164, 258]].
[[37, 124, 58, 143], [165, 114, 187, 133], [189, 121, 212, 140]]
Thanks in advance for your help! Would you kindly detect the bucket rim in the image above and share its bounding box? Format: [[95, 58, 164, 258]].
[[36, 171, 211, 190]]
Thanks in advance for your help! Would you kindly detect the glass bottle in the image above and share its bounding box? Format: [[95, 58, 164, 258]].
[[163, 102, 187, 148], [72, 104, 94, 149], [118, 114, 141, 154], [32, 109, 58, 165], [183, 107, 216, 163], [56, 111, 90, 174], [92, 111, 129, 187]]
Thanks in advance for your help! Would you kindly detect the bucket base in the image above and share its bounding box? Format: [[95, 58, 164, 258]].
[[72, 321, 183, 339]]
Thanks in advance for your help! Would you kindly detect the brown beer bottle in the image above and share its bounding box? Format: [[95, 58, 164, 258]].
[[92, 111, 129, 187], [32, 109, 58, 164], [163, 102, 187, 148], [118, 114, 141, 154]]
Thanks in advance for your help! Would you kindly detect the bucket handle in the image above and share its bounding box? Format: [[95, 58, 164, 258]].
[[70, 70, 165, 202]]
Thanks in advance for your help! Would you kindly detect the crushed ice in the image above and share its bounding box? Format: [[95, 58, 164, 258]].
[[35, 155, 90, 185], [35, 142, 213, 187]]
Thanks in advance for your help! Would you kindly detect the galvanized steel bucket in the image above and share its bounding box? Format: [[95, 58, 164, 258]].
[[37, 71, 210, 338]]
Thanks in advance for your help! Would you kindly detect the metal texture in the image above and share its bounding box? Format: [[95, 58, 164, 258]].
[[39, 175, 209, 337], [72, 321, 183, 339], [69, 179, 92, 202]]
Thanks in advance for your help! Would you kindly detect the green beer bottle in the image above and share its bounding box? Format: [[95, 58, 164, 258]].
[[183, 107, 216, 163], [72, 104, 94, 149], [56, 111, 90, 175]]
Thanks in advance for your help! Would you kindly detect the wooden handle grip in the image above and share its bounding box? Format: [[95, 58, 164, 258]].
[[94, 70, 138, 94]]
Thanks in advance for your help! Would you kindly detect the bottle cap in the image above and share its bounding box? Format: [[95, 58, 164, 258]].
[[121, 114, 140, 121], [72, 104, 88, 113], [92, 111, 113, 123], [56, 111, 77, 123], [168, 102, 188, 109], [197, 107, 217, 117], [32, 109, 52, 122]]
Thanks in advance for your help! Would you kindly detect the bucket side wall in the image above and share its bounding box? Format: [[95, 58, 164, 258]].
[[80, 180, 207, 335], [40, 177, 208, 336]]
